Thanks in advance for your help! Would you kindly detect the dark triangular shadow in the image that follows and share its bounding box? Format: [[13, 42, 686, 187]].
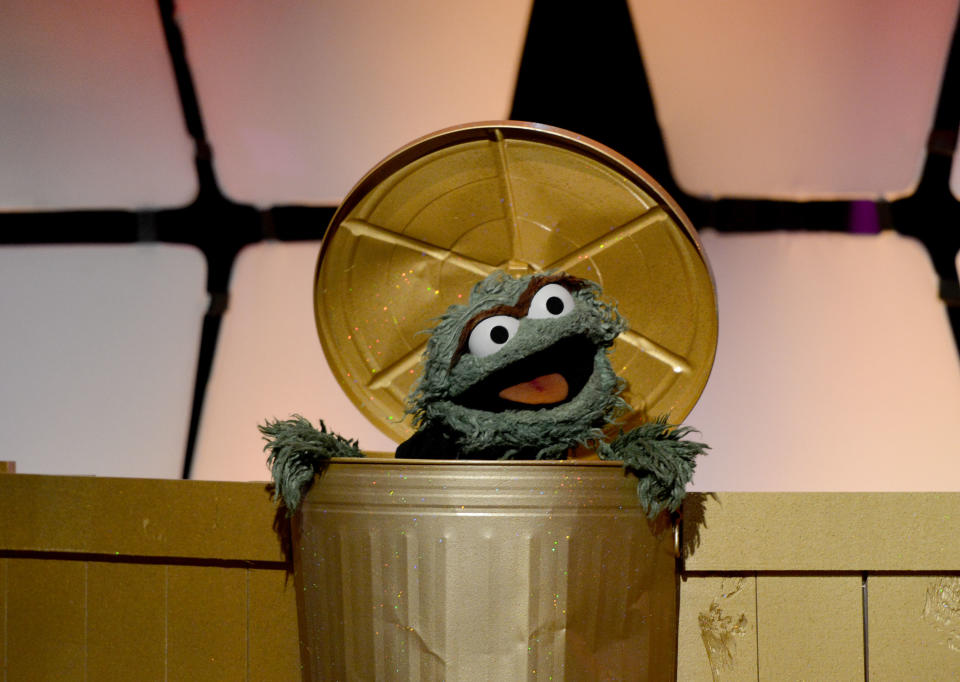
[[510, 0, 684, 205]]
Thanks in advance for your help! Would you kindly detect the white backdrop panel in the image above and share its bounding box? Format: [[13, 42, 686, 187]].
[[688, 231, 960, 491], [629, 0, 959, 200], [177, 0, 532, 206], [0, 0, 196, 210], [0, 245, 206, 477], [191, 242, 395, 482]]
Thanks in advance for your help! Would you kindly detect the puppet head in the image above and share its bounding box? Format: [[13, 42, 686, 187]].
[[407, 271, 629, 459]]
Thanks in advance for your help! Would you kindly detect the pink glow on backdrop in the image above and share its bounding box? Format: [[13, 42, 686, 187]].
[[1, 0, 196, 209], [629, 0, 959, 199], [176, 0, 533, 206]]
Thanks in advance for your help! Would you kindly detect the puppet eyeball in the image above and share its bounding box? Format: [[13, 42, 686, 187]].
[[527, 283, 575, 319], [468, 315, 519, 357]]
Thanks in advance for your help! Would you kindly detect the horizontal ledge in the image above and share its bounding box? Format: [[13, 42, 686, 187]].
[[682, 492, 960, 572], [683, 569, 960, 578], [0, 474, 285, 563], [5, 477, 956, 572]]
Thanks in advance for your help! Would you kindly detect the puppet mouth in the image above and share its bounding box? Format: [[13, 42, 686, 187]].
[[453, 335, 597, 412], [498, 373, 568, 404]]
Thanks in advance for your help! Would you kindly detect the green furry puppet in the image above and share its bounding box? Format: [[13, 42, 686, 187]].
[[261, 270, 708, 517]]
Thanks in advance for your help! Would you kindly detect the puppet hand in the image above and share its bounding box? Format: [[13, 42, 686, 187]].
[[603, 416, 708, 518], [260, 415, 364, 514]]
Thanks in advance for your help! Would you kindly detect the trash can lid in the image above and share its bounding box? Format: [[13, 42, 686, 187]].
[[314, 121, 717, 443]]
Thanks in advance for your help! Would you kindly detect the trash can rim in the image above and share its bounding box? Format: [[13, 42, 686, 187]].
[[330, 457, 625, 468]]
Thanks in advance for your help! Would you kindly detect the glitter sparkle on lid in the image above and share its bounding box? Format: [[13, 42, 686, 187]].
[[313, 121, 716, 445]]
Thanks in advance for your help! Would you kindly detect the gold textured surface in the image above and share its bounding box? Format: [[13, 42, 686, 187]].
[[0, 560, 5, 677], [248, 569, 303, 681], [315, 121, 717, 442], [87, 563, 166, 679], [0, 474, 284, 562], [868, 575, 960, 680], [167, 565, 248, 680], [7, 559, 86, 680], [0, 474, 298, 681], [682, 492, 960, 571], [0, 558, 299, 682], [756, 575, 864, 679], [677, 575, 758, 681]]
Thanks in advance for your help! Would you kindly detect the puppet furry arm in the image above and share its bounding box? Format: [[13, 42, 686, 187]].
[[260, 415, 364, 513], [602, 416, 708, 519]]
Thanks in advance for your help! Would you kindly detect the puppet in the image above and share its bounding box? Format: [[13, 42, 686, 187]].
[[262, 270, 707, 517]]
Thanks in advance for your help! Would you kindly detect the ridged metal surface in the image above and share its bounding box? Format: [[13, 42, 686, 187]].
[[314, 121, 717, 444], [294, 459, 677, 680]]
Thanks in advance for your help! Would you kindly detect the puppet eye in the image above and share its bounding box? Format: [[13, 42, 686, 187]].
[[527, 283, 575, 319], [468, 315, 519, 357]]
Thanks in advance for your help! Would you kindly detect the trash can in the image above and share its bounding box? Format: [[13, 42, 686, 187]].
[[293, 458, 679, 681], [292, 121, 715, 681]]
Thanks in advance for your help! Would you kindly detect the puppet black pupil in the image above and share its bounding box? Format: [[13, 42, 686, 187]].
[[490, 325, 509, 344], [546, 296, 564, 314]]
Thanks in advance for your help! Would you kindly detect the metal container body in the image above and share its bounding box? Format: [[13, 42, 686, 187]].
[[293, 459, 678, 681]]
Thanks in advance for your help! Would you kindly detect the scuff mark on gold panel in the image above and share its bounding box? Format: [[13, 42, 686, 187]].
[[698, 578, 749, 681], [922, 576, 960, 653]]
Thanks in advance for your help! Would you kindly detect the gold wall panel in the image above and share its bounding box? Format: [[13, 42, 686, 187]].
[[248, 568, 302, 681], [0, 559, 5, 677], [6, 559, 86, 681], [0, 561, 299, 682], [0, 474, 282, 562], [683, 493, 960, 571], [167, 565, 248, 681], [867, 574, 960, 680], [87, 563, 166, 680], [677, 575, 758, 681], [0, 474, 297, 681], [756, 575, 864, 679]]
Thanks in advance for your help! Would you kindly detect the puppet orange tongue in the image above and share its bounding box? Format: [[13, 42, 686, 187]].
[[498, 373, 569, 405]]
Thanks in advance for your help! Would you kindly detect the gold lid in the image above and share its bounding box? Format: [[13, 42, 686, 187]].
[[315, 121, 717, 443]]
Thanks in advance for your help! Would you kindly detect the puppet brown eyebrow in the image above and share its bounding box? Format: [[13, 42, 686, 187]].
[[450, 273, 588, 366]]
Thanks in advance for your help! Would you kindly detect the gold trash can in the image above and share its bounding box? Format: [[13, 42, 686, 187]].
[[293, 121, 715, 681], [293, 458, 678, 681]]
